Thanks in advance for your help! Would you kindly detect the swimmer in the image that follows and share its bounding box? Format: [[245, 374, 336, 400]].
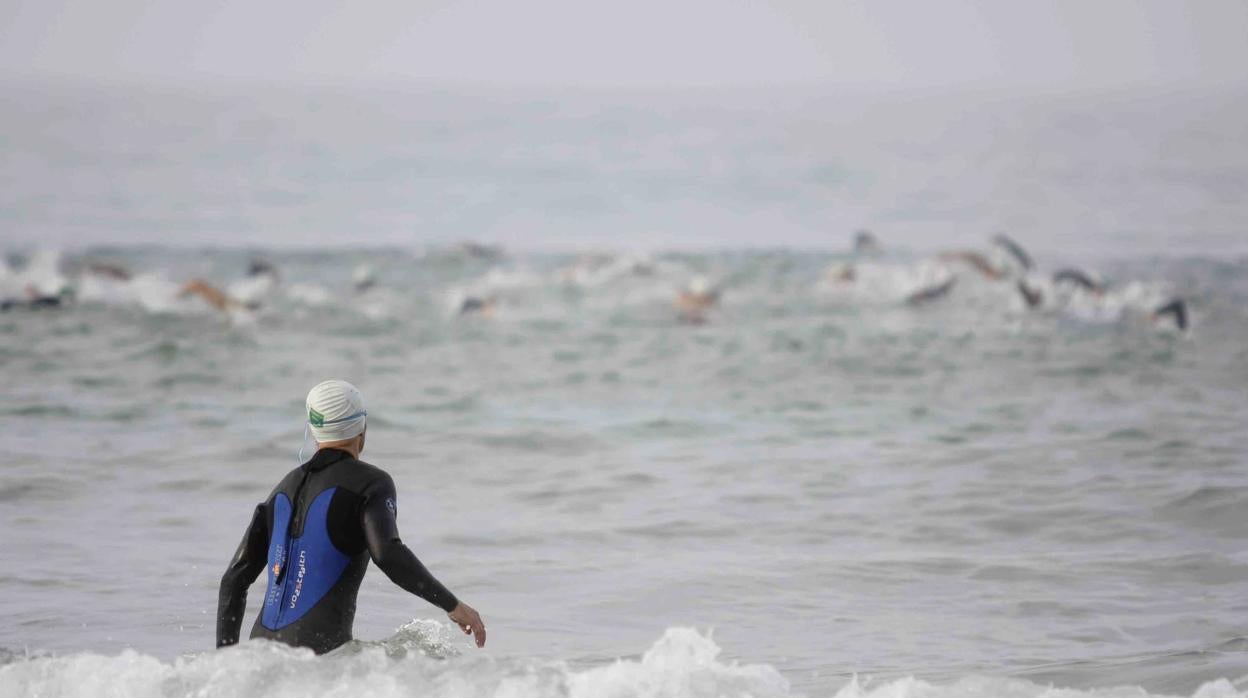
[[456, 242, 503, 260], [352, 265, 377, 294], [0, 283, 72, 311], [1152, 298, 1189, 331], [459, 294, 498, 317], [179, 279, 240, 312], [1052, 268, 1106, 295], [675, 276, 719, 324], [247, 259, 279, 280], [229, 259, 282, 307], [1016, 279, 1044, 309], [85, 262, 132, 281], [938, 251, 1004, 280], [853, 230, 881, 255], [824, 263, 856, 285], [179, 279, 257, 312], [629, 258, 657, 277], [991, 233, 1034, 272], [905, 277, 957, 307], [217, 380, 486, 653]]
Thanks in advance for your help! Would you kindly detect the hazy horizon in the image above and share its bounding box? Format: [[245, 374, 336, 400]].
[[4, 80, 1246, 257], [2, 1, 1246, 255], [3, 1, 1246, 89]]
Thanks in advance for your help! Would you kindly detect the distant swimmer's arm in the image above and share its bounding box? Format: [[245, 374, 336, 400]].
[[939, 251, 1003, 280], [905, 277, 957, 306], [362, 477, 487, 647], [216, 504, 268, 648], [179, 279, 238, 312]]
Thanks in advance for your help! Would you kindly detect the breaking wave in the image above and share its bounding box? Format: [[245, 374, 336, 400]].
[[1, 626, 1243, 698]]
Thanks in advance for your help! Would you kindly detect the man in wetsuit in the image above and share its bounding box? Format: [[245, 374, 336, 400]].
[[216, 380, 485, 653]]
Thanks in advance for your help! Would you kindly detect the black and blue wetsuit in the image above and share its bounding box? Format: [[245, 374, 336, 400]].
[[216, 448, 458, 653]]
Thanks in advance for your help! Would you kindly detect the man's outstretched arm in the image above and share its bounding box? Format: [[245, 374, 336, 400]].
[[216, 504, 268, 648], [362, 477, 486, 647]]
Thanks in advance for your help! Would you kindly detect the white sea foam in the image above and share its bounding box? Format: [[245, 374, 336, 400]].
[[0, 628, 1242, 698], [0, 248, 69, 298], [0, 627, 783, 698], [832, 675, 1245, 698], [286, 282, 334, 307], [814, 260, 955, 306], [228, 274, 280, 307]]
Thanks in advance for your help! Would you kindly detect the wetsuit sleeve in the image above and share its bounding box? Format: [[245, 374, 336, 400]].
[[362, 475, 459, 612], [216, 503, 268, 648]]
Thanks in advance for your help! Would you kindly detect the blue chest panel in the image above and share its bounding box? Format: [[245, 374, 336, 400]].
[[260, 487, 351, 630]]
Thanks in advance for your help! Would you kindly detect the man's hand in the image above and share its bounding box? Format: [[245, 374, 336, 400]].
[[448, 602, 486, 648]]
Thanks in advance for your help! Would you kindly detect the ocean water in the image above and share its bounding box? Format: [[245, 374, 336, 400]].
[[2, 80, 1247, 254], [0, 243, 1246, 698], [2, 80, 1248, 697]]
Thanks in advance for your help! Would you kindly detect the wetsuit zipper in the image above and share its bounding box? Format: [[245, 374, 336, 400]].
[[275, 467, 312, 627]]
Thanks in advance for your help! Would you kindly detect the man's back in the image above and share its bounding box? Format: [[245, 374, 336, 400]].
[[217, 447, 459, 654]]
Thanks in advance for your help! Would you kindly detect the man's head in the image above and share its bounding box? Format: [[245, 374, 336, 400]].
[[306, 380, 368, 455]]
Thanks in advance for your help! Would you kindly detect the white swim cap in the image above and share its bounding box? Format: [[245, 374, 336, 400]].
[[688, 276, 711, 295], [305, 379, 367, 442]]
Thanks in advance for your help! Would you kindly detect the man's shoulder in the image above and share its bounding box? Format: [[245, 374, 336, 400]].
[[336, 457, 394, 494], [267, 466, 307, 499]]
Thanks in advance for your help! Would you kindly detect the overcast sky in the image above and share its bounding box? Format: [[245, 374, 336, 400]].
[[2, 0, 1246, 88]]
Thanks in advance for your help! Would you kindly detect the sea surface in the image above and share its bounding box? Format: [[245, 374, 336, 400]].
[[1, 81, 1247, 697], [2, 79, 1247, 255], [0, 244, 1246, 698]]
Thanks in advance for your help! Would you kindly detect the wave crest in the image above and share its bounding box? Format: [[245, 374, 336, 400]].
[[833, 674, 1246, 698], [0, 627, 1243, 698]]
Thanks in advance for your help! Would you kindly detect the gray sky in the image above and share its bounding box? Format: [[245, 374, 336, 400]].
[[2, 0, 1246, 88]]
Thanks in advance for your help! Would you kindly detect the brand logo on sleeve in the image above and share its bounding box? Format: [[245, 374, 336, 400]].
[[385, 498, 396, 516]]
